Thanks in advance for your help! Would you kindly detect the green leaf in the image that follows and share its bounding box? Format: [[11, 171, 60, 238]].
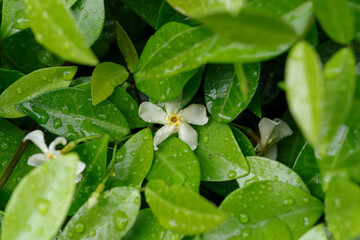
[[69, 135, 109, 215], [293, 143, 324, 200], [313, 0, 354, 44], [194, 118, 249, 181], [325, 178, 360, 240], [2, 154, 78, 240], [123, 208, 182, 240], [108, 87, 147, 129], [0, 69, 24, 95], [236, 156, 310, 193], [91, 62, 129, 105], [200, 9, 297, 47], [247, 87, 262, 118], [118, 0, 163, 28], [61, 187, 140, 240], [145, 180, 226, 235], [116, 21, 138, 73], [204, 63, 260, 123], [0, 66, 77, 118], [203, 181, 324, 240], [166, 0, 245, 17], [23, 0, 98, 65], [298, 224, 327, 240], [349, 0, 360, 42], [147, 137, 201, 192], [18, 88, 130, 140], [230, 126, 255, 157], [72, 0, 105, 47], [110, 128, 153, 188], [0, 0, 29, 39]]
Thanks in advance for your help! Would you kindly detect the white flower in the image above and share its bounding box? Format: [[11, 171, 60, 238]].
[[138, 93, 208, 150], [254, 118, 293, 160], [23, 130, 86, 183]]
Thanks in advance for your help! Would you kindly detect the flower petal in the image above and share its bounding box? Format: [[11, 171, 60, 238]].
[[49, 137, 67, 155], [77, 161, 86, 174], [153, 125, 177, 150], [180, 104, 209, 125], [75, 173, 83, 183], [23, 130, 49, 154], [165, 92, 183, 115], [139, 102, 168, 124], [258, 118, 292, 146], [178, 122, 198, 150], [27, 153, 49, 167], [264, 143, 278, 160]]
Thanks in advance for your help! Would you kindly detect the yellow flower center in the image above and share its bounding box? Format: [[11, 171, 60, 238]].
[[169, 114, 180, 126]]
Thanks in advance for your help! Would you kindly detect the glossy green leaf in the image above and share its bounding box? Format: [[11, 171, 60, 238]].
[[204, 63, 260, 123], [23, 0, 98, 65], [108, 87, 146, 129], [2, 154, 78, 240], [230, 126, 255, 157], [118, 0, 163, 28], [298, 224, 327, 240], [293, 143, 324, 200], [18, 88, 130, 140], [91, 62, 129, 105], [61, 187, 140, 240], [66, 0, 78, 7], [236, 156, 309, 193], [0, 0, 29, 39], [1, 29, 65, 73], [201, 9, 297, 47], [313, 0, 354, 44], [0, 66, 77, 118], [247, 87, 262, 118], [110, 128, 153, 188], [180, 67, 203, 108], [166, 0, 244, 17], [72, 0, 105, 47], [0, 119, 24, 174], [145, 180, 226, 235], [203, 181, 324, 240], [69, 135, 109, 215], [123, 208, 182, 240], [194, 118, 249, 181], [202, 180, 240, 197], [325, 178, 360, 240], [116, 21, 138, 73], [0, 69, 24, 95], [349, 0, 360, 42], [147, 137, 201, 192]]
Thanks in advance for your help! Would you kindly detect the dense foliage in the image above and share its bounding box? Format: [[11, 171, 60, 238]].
[[0, 0, 359, 239]]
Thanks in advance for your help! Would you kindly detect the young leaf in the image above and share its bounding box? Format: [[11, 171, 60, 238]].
[[204, 63, 260, 123], [72, 0, 105, 47], [313, 0, 354, 44], [298, 224, 327, 240], [23, 0, 98, 65], [2, 154, 78, 240], [18, 88, 130, 140], [194, 118, 249, 181], [203, 181, 324, 240], [61, 187, 141, 240], [0, 66, 77, 118], [0, 0, 29, 39], [147, 137, 201, 192], [236, 156, 310, 193], [110, 128, 153, 188], [116, 21, 138, 73], [108, 87, 147, 129], [145, 180, 226, 235], [123, 208, 182, 240], [325, 178, 360, 240], [91, 62, 129, 105], [69, 135, 109, 215]]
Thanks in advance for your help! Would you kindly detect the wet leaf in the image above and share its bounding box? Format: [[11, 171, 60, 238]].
[[230, 126, 255, 157], [298, 224, 327, 240], [0, 69, 24, 95], [116, 21, 138, 73], [0, 0, 29, 39]]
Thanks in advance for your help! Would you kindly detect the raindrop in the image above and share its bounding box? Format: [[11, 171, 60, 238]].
[[203, 134, 209, 143], [37, 199, 50, 215], [227, 170, 237, 179], [241, 228, 252, 238], [283, 197, 295, 206], [114, 210, 128, 231], [239, 214, 249, 223], [16, 88, 23, 94], [1, 142, 9, 151], [42, 76, 47, 81], [74, 222, 85, 233], [130, 151, 136, 156], [66, 231, 74, 238], [130, 104, 135, 111], [303, 197, 310, 203], [132, 138, 137, 142], [53, 118, 63, 129], [88, 231, 96, 237], [274, 175, 279, 181], [98, 114, 108, 120]]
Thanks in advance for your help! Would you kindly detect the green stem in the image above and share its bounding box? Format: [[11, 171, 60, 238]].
[[231, 123, 261, 144], [60, 135, 102, 154], [107, 141, 118, 174]]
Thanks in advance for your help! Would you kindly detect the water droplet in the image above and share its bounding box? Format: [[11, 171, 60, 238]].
[[227, 170, 237, 179], [114, 210, 128, 230], [283, 197, 295, 206], [239, 214, 249, 223], [98, 114, 108, 120], [16, 87, 23, 94], [274, 175, 279, 181], [66, 231, 74, 238], [124, 97, 129, 102], [241, 227, 252, 238], [130, 151, 136, 156], [53, 118, 63, 129], [42, 76, 47, 81], [37, 199, 49, 215], [1, 142, 9, 151], [303, 197, 310, 203], [132, 138, 137, 142], [259, 204, 265, 209], [74, 222, 85, 233], [203, 134, 209, 143], [130, 104, 135, 111], [88, 231, 96, 237], [62, 105, 70, 114]]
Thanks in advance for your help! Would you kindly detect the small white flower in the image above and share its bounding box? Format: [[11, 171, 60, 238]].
[[23, 130, 86, 183], [138, 93, 208, 150], [254, 118, 293, 160]]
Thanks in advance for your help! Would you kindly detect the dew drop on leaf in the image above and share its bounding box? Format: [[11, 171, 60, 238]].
[[74, 222, 85, 233], [239, 214, 249, 223], [53, 118, 63, 129], [0, 142, 9, 151], [283, 197, 295, 206], [36, 198, 50, 215], [114, 210, 128, 231]]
